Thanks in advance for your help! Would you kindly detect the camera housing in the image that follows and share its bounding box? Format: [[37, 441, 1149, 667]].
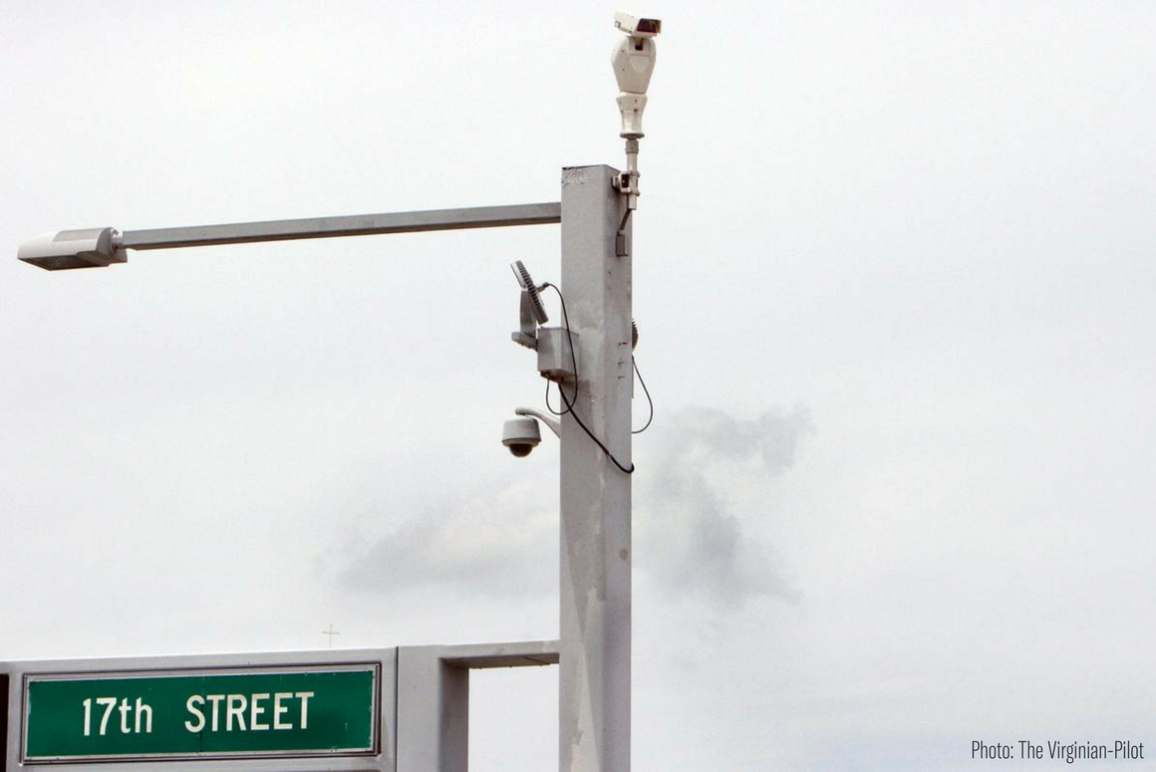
[[611, 13, 661, 139], [18, 227, 125, 271], [613, 12, 661, 38], [502, 416, 542, 457]]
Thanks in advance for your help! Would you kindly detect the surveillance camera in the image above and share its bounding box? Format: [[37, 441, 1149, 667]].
[[612, 14, 660, 139], [614, 12, 661, 38], [18, 227, 125, 271], [502, 416, 542, 458]]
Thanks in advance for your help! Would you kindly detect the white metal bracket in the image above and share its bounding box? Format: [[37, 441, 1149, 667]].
[[511, 290, 540, 349]]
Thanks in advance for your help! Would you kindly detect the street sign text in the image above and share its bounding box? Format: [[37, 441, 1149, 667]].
[[23, 665, 377, 763]]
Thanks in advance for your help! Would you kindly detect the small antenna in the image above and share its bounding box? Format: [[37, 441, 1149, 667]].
[[510, 260, 549, 349], [511, 260, 549, 324], [511, 261, 549, 323]]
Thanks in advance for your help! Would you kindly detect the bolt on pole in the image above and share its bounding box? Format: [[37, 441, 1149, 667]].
[[559, 165, 633, 771]]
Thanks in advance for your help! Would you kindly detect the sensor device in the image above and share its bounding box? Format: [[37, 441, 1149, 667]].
[[611, 13, 661, 139], [612, 12, 662, 211]]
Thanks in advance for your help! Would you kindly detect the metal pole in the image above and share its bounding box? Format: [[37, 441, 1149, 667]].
[[559, 165, 632, 771]]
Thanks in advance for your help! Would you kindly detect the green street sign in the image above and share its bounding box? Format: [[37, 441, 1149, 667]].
[[23, 664, 378, 763]]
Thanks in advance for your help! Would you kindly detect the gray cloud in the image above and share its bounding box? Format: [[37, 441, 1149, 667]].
[[636, 405, 813, 608], [337, 405, 813, 609], [337, 478, 558, 600]]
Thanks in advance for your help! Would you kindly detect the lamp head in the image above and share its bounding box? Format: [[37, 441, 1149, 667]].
[[18, 227, 125, 271]]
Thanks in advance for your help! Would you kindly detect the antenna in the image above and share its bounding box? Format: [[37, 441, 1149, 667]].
[[510, 260, 549, 349], [511, 260, 548, 323]]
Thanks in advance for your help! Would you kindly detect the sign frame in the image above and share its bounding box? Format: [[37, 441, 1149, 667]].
[[3, 649, 398, 772]]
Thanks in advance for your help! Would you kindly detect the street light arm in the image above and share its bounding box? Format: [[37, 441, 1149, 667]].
[[18, 203, 561, 271], [120, 203, 561, 251]]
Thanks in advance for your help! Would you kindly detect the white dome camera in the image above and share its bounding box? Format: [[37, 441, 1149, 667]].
[[502, 409, 561, 458], [502, 416, 542, 458]]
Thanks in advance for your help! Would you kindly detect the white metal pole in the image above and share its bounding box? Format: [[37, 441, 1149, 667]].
[[559, 165, 633, 771], [396, 641, 559, 771]]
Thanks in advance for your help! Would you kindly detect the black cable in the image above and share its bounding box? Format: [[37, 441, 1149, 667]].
[[544, 378, 569, 416], [632, 355, 653, 434], [557, 375, 635, 475], [542, 284, 580, 403], [542, 282, 635, 475]]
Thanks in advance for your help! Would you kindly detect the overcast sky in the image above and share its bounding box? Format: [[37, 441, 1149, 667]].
[[2, 1, 1155, 769]]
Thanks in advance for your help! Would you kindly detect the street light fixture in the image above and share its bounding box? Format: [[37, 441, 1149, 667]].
[[17, 227, 125, 270], [16, 205, 562, 270]]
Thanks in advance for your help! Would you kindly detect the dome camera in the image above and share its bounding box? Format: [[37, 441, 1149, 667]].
[[501, 409, 560, 459], [502, 416, 542, 457]]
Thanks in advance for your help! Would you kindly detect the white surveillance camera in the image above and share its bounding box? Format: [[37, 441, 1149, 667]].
[[18, 227, 125, 271], [614, 12, 661, 38], [502, 416, 542, 458], [612, 13, 661, 139], [502, 408, 561, 458]]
